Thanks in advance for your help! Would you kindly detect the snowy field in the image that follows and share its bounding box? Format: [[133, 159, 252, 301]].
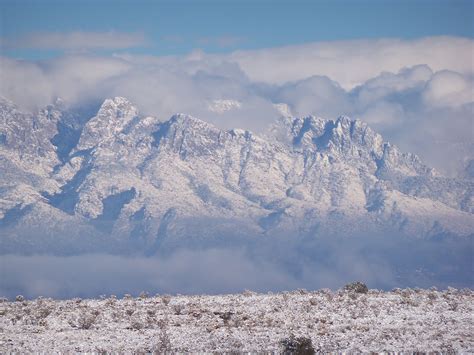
[[0, 286, 472, 353]]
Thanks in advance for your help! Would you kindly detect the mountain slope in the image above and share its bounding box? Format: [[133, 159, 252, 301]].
[[0, 97, 472, 254]]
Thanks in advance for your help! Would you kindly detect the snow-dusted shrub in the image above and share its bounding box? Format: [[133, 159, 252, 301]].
[[36, 306, 53, 319], [125, 308, 135, 316], [15, 295, 25, 302], [105, 296, 116, 306], [139, 291, 149, 299], [447, 301, 459, 311], [215, 311, 233, 323], [130, 316, 145, 330], [343, 281, 368, 294], [400, 288, 413, 297], [399, 292, 418, 307], [123, 294, 133, 300], [162, 295, 172, 305], [147, 309, 156, 317], [70, 309, 99, 330], [111, 311, 121, 322], [78, 313, 97, 329], [0, 297, 8, 303], [243, 289, 256, 297], [280, 335, 315, 354], [173, 304, 184, 315], [152, 328, 172, 352], [318, 288, 332, 295]]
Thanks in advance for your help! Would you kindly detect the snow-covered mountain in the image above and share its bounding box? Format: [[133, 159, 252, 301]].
[[0, 96, 472, 254]]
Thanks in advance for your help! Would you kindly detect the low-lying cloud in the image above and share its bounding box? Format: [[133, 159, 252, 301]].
[[1, 232, 471, 299]]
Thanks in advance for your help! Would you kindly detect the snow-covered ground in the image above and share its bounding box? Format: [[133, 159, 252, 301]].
[[1, 286, 472, 352]]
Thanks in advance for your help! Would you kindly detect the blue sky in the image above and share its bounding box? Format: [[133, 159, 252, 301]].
[[1, 0, 473, 59]]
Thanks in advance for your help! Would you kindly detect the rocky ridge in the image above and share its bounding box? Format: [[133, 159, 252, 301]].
[[0, 96, 472, 254]]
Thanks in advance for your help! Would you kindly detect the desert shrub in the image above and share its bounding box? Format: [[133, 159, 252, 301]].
[[153, 328, 172, 352], [105, 297, 116, 306], [173, 304, 184, 315], [343, 281, 368, 294], [214, 311, 233, 323], [348, 292, 359, 300], [37, 306, 53, 319], [280, 335, 315, 354], [130, 317, 145, 330], [76, 311, 98, 329], [447, 301, 458, 311], [242, 289, 256, 297], [126, 309, 135, 316], [162, 295, 172, 305], [147, 309, 156, 317]]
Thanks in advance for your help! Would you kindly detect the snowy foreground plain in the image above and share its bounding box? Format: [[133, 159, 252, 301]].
[[1, 286, 473, 353]]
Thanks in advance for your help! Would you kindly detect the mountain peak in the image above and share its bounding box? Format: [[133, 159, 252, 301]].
[[76, 97, 139, 150], [97, 97, 138, 117], [169, 113, 211, 126]]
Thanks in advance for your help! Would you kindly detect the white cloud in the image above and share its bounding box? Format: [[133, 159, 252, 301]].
[[355, 65, 433, 106], [0, 36, 473, 176], [0, 57, 53, 110], [4, 31, 148, 50], [273, 75, 351, 118], [227, 36, 474, 88], [422, 70, 474, 108], [361, 101, 405, 126], [0, 55, 131, 110]]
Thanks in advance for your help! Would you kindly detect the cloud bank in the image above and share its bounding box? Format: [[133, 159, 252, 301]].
[[0, 36, 473, 176], [228, 36, 474, 88], [1, 232, 471, 299]]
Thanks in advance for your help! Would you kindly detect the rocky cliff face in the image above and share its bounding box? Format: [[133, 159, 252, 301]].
[[0, 97, 472, 254]]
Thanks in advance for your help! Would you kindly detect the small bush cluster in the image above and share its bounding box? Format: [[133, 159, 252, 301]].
[[69, 309, 100, 329], [161, 295, 172, 305], [280, 335, 315, 354], [343, 281, 368, 294]]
